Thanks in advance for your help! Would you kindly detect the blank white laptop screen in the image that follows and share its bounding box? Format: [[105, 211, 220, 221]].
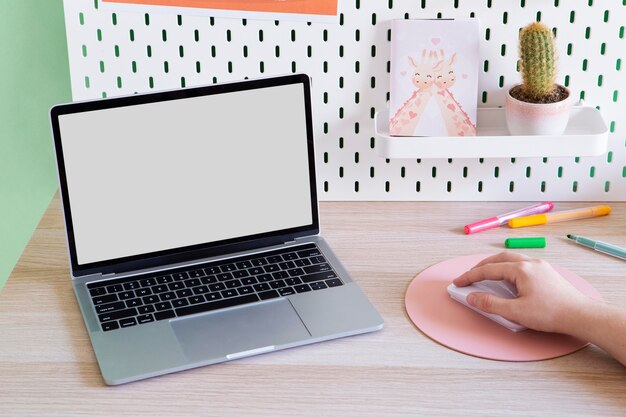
[[57, 83, 313, 265]]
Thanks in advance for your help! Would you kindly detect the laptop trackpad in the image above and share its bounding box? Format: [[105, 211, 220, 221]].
[[171, 299, 311, 362]]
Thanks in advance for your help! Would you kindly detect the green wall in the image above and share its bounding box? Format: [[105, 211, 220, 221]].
[[0, 0, 71, 289]]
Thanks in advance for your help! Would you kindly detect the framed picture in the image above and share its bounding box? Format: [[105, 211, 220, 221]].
[[389, 19, 480, 137], [100, 0, 339, 22]]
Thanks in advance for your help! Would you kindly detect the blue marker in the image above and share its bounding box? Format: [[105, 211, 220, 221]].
[[567, 234, 626, 261]]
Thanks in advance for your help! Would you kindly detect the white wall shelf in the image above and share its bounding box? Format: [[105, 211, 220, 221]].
[[375, 107, 608, 159]]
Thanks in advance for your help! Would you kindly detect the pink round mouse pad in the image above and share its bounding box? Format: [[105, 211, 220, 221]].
[[405, 254, 603, 361]]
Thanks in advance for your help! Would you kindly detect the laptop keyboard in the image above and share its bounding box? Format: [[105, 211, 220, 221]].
[[87, 243, 344, 332]]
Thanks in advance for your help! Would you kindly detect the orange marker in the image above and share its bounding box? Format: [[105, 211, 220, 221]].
[[508, 205, 611, 228]]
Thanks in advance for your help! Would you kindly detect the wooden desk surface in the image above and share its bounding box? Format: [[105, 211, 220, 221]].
[[1, 195, 625, 416]]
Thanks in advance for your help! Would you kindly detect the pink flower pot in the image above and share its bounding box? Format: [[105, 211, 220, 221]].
[[505, 85, 572, 136]]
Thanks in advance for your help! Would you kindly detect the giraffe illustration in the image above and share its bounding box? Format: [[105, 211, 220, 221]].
[[432, 51, 477, 136], [389, 49, 439, 136]]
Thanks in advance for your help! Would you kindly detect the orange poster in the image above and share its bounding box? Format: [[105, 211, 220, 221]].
[[102, 0, 339, 21]]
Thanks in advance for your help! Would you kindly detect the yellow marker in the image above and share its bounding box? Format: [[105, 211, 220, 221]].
[[508, 205, 611, 228]]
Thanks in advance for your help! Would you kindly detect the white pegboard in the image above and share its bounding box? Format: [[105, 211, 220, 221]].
[[63, 0, 626, 201]]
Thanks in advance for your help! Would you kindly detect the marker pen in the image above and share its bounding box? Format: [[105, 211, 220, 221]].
[[509, 205, 611, 228], [464, 202, 554, 234]]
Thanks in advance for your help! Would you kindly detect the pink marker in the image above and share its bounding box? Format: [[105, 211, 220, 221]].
[[464, 202, 554, 234]]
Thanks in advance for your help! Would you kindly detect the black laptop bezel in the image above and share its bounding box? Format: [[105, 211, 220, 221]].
[[50, 74, 320, 277]]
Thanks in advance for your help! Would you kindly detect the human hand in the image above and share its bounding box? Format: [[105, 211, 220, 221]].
[[452, 252, 596, 334]]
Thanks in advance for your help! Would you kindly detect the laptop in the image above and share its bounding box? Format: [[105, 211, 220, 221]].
[[49, 74, 384, 385]]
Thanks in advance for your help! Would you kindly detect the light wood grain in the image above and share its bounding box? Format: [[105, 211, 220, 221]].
[[1, 194, 625, 416]]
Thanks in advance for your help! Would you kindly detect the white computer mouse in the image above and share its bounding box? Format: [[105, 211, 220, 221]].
[[447, 280, 527, 332]]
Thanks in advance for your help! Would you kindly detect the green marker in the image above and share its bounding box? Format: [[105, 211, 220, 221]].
[[505, 237, 546, 248], [567, 234, 626, 261]]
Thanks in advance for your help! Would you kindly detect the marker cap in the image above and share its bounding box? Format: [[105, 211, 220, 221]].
[[505, 237, 547, 248], [508, 214, 548, 228], [464, 217, 501, 234]]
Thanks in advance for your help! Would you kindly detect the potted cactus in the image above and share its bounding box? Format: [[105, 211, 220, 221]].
[[505, 22, 572, 135]]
